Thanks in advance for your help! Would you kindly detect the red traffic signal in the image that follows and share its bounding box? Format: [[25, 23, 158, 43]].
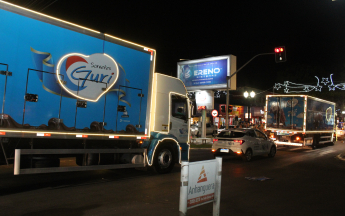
[[275, 47, 284, 53], [275, 46, 286, 63]]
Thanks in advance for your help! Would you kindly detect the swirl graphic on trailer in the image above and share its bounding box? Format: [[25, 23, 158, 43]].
[[57, 53, 119, 102]]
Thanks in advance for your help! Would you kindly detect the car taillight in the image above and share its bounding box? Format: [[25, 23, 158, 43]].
[[234, 140, 244, 145], [213, 139, 218, 143]]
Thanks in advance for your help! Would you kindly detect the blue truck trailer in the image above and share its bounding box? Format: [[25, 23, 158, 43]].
[[265, 95, 335, 149], [0, 1, 190, 174]]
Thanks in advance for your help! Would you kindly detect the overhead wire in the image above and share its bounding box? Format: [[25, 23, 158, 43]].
[[39, 0, 58, 11], [26, 0, 40, 8]]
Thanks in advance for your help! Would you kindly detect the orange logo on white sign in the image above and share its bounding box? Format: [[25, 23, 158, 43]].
[[197, 166, 208, 183]]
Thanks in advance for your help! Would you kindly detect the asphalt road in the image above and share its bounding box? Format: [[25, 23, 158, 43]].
[[1, 142, 345, 216]]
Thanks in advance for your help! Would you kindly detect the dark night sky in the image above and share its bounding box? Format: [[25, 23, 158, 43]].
[[5, 0, 345, 91]]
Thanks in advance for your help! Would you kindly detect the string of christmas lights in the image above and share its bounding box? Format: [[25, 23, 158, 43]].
[[274, 74, 345, 93]]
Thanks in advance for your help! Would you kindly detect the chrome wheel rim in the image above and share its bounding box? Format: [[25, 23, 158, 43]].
[[158, 149, 172, 169]]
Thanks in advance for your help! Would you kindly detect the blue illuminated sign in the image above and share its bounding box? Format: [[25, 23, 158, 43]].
[[177, 55, 235, 91]]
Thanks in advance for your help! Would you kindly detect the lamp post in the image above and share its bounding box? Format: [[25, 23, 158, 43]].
[[244, 90, 255, 124]]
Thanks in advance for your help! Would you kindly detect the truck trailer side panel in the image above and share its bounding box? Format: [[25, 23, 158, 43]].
[[265, 95, 335, 148], [0, 1, 190, 174], [0, 2, 152, 133]]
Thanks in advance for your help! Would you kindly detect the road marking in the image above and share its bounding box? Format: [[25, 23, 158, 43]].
[[319, 150, 335, 156], [337, 154, 345, 161]]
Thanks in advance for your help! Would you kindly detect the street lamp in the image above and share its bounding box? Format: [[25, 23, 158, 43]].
[[244, 91, 255, 98], [250, 91, 255, 98]]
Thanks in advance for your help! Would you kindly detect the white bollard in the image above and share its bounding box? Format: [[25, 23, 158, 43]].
[[213, 157, 222, 216], [179, 161, 189, 216]]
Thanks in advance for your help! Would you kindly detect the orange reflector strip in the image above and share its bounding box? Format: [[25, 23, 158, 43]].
[[37, 133, 51, 137], [109, 136, 119, 139], [76, 135, 88, 138], [0, 132, 5, 135]]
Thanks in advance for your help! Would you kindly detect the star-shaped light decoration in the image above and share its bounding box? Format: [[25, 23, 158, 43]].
[[321, 78, 329, 85], [284, 88, 289, 93], [328, 84, 336, 91], [274, 83, 281, 90], [303, 86, 310, 92], [214, 91, 220, 98], [283, 81, 289, 87], [315, 85, 322, 92]]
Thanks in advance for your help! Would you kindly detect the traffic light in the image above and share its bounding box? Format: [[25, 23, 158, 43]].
[[228, 105, 232, 113], [275, 46, 286, 63]]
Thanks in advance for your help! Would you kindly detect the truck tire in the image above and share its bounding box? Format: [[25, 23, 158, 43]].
[[153, 144, 175, 174], [268, 146, 276, 158], [312, 134, 320, 150], [242, 149, 253, 162]]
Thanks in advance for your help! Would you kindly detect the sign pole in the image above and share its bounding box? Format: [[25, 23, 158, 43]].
[[213, 157, 222, 216], [202, 109, 206, 138], [179, 161, 189, 216], [226, 77, 229, 130]]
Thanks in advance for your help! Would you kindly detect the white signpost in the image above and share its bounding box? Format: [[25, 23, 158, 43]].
[[179, 157, 222, 216]]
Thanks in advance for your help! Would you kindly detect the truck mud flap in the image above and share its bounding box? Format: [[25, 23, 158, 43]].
[[14, 148, 146, 175]]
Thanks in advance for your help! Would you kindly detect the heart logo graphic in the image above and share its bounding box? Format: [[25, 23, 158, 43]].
[[56, 53, 119, 102], [326, 107, 332, 122]]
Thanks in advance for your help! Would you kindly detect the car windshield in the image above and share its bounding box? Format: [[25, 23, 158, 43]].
[[217, 130, 246, 138]]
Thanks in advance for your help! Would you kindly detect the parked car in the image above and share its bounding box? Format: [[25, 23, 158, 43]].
[[217, 125, 236, 134], [190, 123, 217, 137], [190, 124, 199, 136], [212, 128, 276, 161]]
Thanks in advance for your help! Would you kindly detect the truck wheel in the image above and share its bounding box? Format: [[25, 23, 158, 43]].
[[268, 146, 276, 158], [312, 134, 320, 149], [153, 144, 175, 174], [242, 149, 252, 162]]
